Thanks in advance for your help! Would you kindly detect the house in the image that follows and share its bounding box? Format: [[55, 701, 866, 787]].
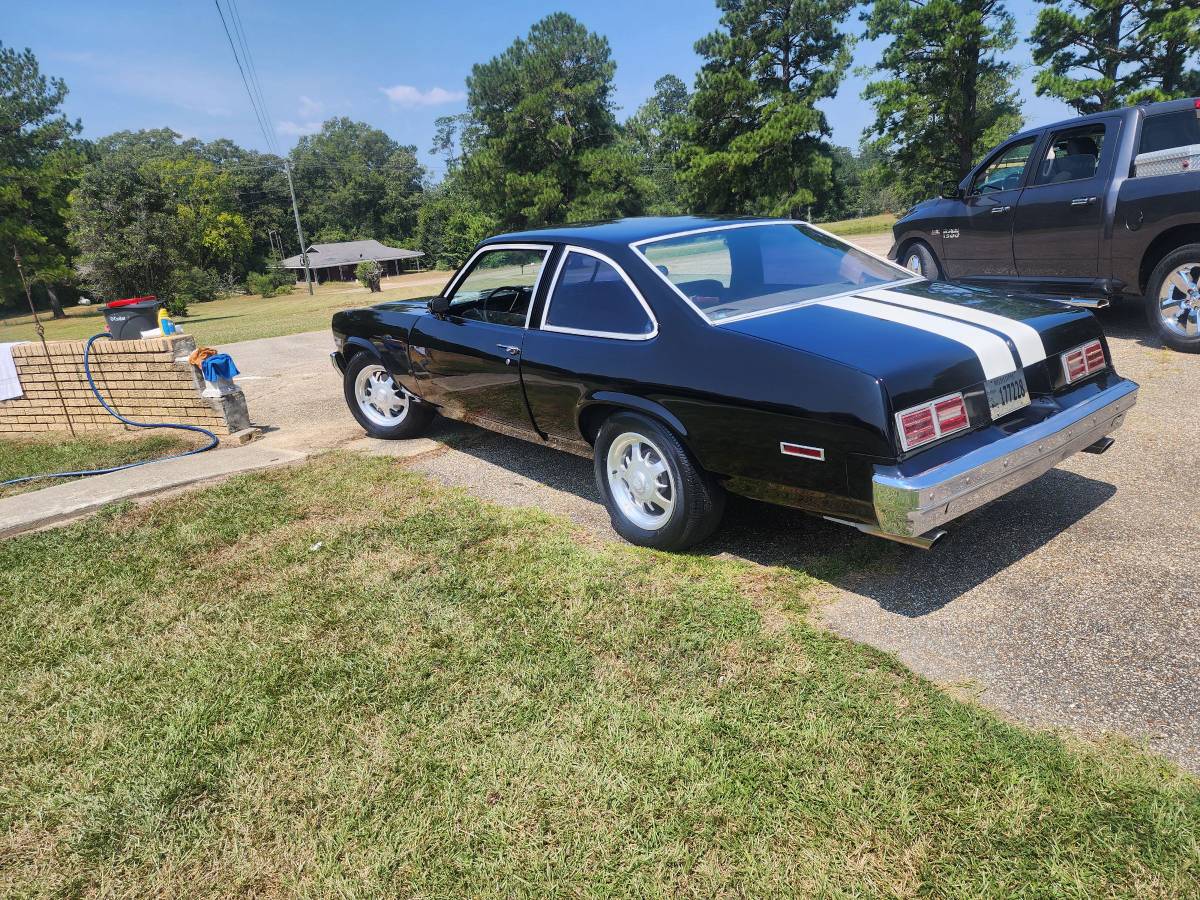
[[279, 239, 425, 283]]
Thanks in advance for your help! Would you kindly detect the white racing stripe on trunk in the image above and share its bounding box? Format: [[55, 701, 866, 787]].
[[861, 288, 1047, 366], [820, 295, 1017, 380]]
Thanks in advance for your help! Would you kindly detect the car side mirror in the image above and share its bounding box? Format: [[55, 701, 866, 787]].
[[940, 180, 964, 200], [429, 295, 451, 316]]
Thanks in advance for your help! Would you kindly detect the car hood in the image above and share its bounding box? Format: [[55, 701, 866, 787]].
[[722, 280, 1102, 410]]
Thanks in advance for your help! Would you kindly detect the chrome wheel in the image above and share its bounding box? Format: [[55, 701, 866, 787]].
[[905, 252, 924, 275], [1159, 262, 1200, 339], [606, 432, 675, 531], [354, 364, 409, 428]]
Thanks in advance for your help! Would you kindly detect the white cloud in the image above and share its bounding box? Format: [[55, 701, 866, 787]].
[[276, 120, 322, 136], [380, 84, 465, 108], [297, 95, 324, 117]]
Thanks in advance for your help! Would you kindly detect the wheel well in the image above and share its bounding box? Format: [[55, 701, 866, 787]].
[[1138, 224, 1200, 294], [577, 403, 682, 448]]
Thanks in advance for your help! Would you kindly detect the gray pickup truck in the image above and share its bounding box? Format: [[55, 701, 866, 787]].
[[890, 97, 1200, 352]]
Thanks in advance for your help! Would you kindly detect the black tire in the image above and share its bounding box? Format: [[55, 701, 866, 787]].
[[343, 352, 435, 439], [1145, 244, 1200, 353], [899, 241, 943, 280], [593, 411, 725, 551]]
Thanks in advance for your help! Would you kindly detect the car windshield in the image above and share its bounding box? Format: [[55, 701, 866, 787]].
[[636, 223, 913, 324]]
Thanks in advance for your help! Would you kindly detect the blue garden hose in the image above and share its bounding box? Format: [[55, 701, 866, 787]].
[[1, 332, 219, 488]]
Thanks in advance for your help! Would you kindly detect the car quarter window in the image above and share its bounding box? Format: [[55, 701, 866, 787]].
[[447, 247, 548, 327], [1031, 123, 1107, 186], [970, 138, 1037, 195], [542, 250, 656, 338]]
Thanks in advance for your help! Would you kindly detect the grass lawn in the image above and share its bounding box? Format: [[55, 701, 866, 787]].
[[818, 213, 898, 236], [0, 433, 194, 498], [2, 453, 1197, 896], [0, 271, 453, 348]]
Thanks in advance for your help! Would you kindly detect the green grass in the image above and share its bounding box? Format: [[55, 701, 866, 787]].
[[818, 213, 898, 236], [0, 271, 453, 348], [1, 454, 1197, 896], [0, 433, 193, 498]]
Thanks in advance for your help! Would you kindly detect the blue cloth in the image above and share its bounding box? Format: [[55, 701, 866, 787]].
[[200, 353, 240, 382]]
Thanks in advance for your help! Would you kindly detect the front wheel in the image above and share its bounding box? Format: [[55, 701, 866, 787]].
[[1145, 244, 1200, 353], [594, 411, 724, 551], [343, 353, 435, 438], [901, 241, 942, 280]]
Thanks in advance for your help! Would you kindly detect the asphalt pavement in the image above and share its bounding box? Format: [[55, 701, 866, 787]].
[[223, 247, 1200, 773]]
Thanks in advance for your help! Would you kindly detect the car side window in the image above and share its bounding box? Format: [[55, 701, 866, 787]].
[[970, 138, 1037, 195], [1032, 123, 1107, 186], [447, 248, 548, 327], [1139, 110, 1200, 155], [543, 250, 656, 339]]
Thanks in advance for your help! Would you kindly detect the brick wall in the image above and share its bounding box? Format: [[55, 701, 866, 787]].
[[0, 334, 249, 437]]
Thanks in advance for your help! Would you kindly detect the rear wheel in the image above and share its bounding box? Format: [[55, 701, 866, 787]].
[[594, 411, 724, 551], [1146, 244, 1200, 353], [901, 241, 942, 280], [343, 353, 434, 439]]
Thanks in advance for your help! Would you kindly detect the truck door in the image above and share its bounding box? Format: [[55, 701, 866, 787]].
[[1013, 119, 1117, 280], [940, 136, 1037, 279]]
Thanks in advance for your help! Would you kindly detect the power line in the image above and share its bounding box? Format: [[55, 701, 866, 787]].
[[228, 0, 279, 156], [214, 0, 274, 153]]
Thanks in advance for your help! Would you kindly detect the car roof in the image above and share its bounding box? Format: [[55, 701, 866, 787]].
[[1007, 96, 1198, 143], [482, 215, 786, 249]]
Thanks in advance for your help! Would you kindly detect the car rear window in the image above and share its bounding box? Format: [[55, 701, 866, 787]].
[[1139, 110, 1200, 154], [637, 223, 911, 324], [543, 251, 655, 338]]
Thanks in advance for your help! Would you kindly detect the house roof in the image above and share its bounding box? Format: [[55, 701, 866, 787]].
[[280, 239, 424, 269]]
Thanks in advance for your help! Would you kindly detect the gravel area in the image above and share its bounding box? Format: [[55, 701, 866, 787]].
[[226, 246, 1199, 773]]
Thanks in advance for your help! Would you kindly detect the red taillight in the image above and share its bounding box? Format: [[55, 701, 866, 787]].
[[896, 392, 970, 451], [1061, 339, 1106, 384]]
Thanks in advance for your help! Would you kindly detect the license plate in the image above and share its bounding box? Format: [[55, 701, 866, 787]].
[[986, 370, 1030, 421]]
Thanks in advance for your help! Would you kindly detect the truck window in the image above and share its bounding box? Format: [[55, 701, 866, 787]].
[[1032, 123, 1106, 186], [1139, 110, 1200, 154], [970, 138, 1036, 195]]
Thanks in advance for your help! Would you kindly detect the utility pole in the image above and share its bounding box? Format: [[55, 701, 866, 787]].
[[283, 161, 314, 295]]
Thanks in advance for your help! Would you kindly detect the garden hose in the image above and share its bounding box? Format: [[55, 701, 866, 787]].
[[0, 332, 219, 488]]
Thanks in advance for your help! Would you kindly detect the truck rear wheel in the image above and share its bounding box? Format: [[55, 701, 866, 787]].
[[1146, 244, 1200, 353]]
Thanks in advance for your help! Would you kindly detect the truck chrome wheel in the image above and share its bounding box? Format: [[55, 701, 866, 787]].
[[606, 432, 675, 530], [355, 364, 409, 427], [905, 252, 924, 275], [1158, 262, 1200, 338]]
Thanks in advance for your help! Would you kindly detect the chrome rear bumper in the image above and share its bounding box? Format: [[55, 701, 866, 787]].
[[871, 379, 1139, 541]]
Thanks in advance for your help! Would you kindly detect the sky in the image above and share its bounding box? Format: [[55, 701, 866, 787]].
[[7, 0, 1076, 177]]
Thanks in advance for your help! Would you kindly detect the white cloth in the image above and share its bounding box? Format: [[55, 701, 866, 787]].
[[0, 342, 26, 401]]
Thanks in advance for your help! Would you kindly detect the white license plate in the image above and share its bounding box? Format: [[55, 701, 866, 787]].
[[986, 370, 1030, 421]]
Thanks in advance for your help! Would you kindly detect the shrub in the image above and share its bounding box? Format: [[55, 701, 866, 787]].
[[246, 270, 294, 298], [356, 260, 383, 292]]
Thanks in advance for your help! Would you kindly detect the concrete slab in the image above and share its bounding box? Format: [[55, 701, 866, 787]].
[[0, 443, 308, 538]]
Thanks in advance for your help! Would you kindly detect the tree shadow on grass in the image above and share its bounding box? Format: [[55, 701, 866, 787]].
[[438, 424, 1117, 616]]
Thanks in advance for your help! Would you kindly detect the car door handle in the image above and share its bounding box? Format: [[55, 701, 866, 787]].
[[497, 344, 520, 356], [1070, 196, 1097, 207], [990, 205, 1010, 214]]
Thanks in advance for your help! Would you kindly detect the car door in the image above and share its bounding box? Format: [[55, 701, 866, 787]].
[[940, 136, 1038, 279], [1013, 119, 1118, 280], [519, 245, 659, 443], [408, 244, 551, 433]]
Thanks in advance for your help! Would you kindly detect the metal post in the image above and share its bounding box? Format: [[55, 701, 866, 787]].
[[283, 161, 314, 295]]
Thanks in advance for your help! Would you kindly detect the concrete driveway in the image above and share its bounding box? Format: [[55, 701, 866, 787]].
[[224, 258, 1199, 773]]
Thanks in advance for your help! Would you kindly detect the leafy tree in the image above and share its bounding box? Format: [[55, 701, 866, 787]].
[[355, 259, 383, 292], [862, 0, 1022, 206], [0, 43, 84, 318], [289, 118, 426, 244], [1028, 0, 1194, 113], [68, 129, 252, 312], [678, 0, 855, 218], [463, 13, 645, 227], [626, 74, 690, 214], [415, 176, 498, 269]]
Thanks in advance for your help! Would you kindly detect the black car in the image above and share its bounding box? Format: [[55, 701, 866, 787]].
[[890, 96, 1200, 352], [332, 217, 1138, 550]]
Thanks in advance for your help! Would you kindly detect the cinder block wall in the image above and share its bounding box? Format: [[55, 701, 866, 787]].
[[0, 334, 249, 437]]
